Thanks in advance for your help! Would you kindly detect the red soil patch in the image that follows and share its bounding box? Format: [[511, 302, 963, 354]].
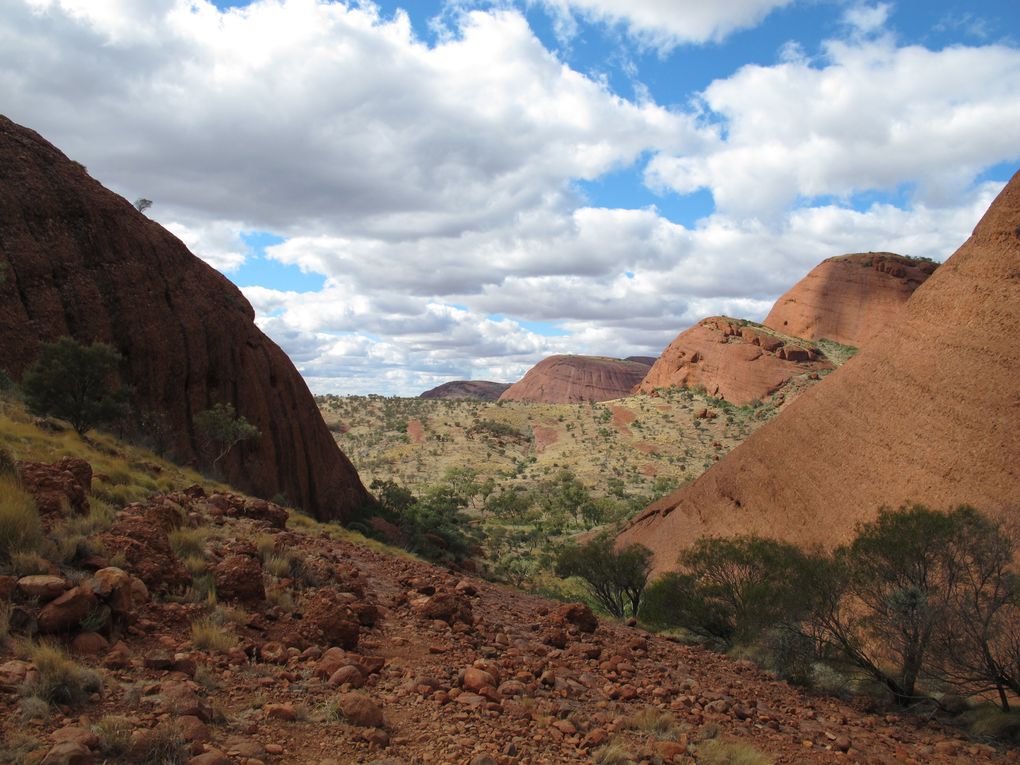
[[531, 425, 560, 453], [406, 419, 425, 444], [610, 405, 636, 435]]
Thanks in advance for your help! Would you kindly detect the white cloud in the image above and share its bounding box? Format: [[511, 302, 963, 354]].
[[646, 38, 1020, 216], [842, 2, 891, 36], [1, 1, 1017, 395], [545, 0, 794, 49]]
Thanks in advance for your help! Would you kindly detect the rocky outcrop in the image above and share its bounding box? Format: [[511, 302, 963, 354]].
[[419, 381, 510, 401], [498, 356, 649, 404], [634, 318, 833, 406], [0, 116, 369, 521], [619, 173, 1020, 576], [763, 252, 937, 347], [16, 458, 92, 523]]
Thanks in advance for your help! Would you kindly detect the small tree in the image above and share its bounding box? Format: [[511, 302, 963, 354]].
[[555, 534, 652, 618], [810, 504, 982, 706], [22, 337, 128, 435], [639, 535, 823, 644], [134, 198, 152, 213], [193, 403, 260, 469]]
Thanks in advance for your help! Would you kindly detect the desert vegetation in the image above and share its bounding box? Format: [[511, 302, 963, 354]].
[[639, 504, 1020, 712]]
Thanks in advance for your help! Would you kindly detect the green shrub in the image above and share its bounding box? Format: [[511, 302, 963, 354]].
[[640, 535, 823, 644], [0, 474, 43, 562], [193, 403, 260, 469], [0, 444, 15, 475], [555, 535, 652, 618], [169, 526, 210, 560], [21, 337, 129, 435]]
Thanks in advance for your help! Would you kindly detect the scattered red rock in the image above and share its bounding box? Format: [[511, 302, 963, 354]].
[[15, 458, 91, 522], [99, 502, 190, 593]]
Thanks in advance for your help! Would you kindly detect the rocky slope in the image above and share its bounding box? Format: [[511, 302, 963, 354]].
[[764, 252, 937, 347], [0, 456, 1008, 765], [634, 318, 833, 407], [499, 356, 651, 404], [0, 115, 369, 521], [419, 381, 511, 401], [619, 172, 1020, 576]]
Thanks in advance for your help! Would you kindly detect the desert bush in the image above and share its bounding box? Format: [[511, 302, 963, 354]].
[[555, 535, 652, 618], [8, 550, 50, 576], [810, 504, 1017, 707], [19, 696, 50, 722], [193, 403, 259, 469], [639, 536, 823, 644], [0, 474, 43, 562], [0, 444, 15, 475], [24, 640, 102, 706], [22, 337, 129, 435]]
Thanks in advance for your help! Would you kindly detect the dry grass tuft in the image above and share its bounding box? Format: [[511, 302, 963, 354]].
[[592, 742, 633, 765], [0, 474, 42, 561], [190, 616, 236, 652], [23, 639, 102, 706], [694, 738, 773, 765]]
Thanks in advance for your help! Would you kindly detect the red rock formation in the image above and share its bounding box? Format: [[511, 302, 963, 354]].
[[0, 116, 369, 520], [419, 381, 510, 401], [634, 318, 833, 406], [498, 356, 650, 404], [618, 172, 1020, 576], [764, 252, 937, 347]]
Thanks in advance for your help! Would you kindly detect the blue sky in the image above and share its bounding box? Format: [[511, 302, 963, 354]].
[[2, 0, 1019, 393]]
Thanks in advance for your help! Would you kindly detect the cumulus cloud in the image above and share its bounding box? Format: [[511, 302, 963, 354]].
[[543, 0, 794, 49], [3, 1, 696, 239], [646, 38, 1020, 216], [1, 1, 1018, 395]]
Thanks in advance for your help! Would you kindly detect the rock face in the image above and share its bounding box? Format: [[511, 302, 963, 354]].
[[499, 355, 649, 404], [618, 173, 1020, 576], [634, 318, 833, 406], [0, 116, 369, 520], [419, 381, 510, 401], [764, 252, 937, 347]]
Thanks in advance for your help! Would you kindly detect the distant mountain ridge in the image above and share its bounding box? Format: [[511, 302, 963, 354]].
[[419, 380, 510, 401], [499, 355, 651, 404], [618, 171, 1020, 575]]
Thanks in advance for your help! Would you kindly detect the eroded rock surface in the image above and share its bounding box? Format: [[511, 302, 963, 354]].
[[500, 355, 651, 404], [764, 252, 936, 347], [0, 116, 369, 521], [634, 318, 833, 406], [620, 173, 1020, 576]]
